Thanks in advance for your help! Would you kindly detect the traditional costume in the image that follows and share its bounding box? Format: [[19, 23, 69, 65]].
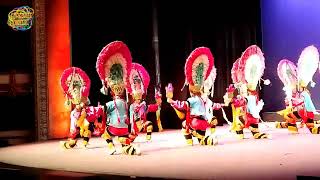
[[96, 41, 140, 155], [296, 45, 320, 134], [128, 63, 161, 142], [166, 47, 218, 146], [223, 58, 247, 138], [224, 45, 269, 139], [154, 89, 164, 132], [60, 67, 104, 149], [275, 59, 300, 133]]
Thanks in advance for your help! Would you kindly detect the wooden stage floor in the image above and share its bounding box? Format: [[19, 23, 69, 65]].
[[0, 123, 320, 180]]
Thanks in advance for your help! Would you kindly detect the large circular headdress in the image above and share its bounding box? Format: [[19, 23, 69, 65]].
[[184, 47, 214, 93], [96, 41, 132, 95], [277, 59, 297, 90], [128, 62, 150, 96], [240, 45, 265, 91], [297, 45, 319, 88], [60, 67, 91, 104]]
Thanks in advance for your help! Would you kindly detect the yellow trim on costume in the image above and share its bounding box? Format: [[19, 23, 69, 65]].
[[230, 104, 244, 132], [118, 137, 130, 145], [156, 108, 163, 131], [122, 145, 140, 155], [208, 118, 218, 126], [186, 139, 193, 145], [136, 120, 143, 132], [191, 130, 204, 140], [174, 108, 185, 120], [311, 127, 319, 134], [101, 131, 112, 140], [146, 122, 153, 133], [288, 125, 298, 133], [181, 128, 190, 135], [210, 128, 216, 134]]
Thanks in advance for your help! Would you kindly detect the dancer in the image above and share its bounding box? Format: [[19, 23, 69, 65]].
[[275, 59, 300, 133], [223, 58, 247, 138], [295, 45, 320, 134], [242, 45, 270, 139], [60, 67, 104, 149], [154, 89, 164, 132], [96, 41, 140, 155], [128, 63, 161, 142], [166, 47, 219, 146], [223, 84, 247, 139], [224, 45, 269, 139]]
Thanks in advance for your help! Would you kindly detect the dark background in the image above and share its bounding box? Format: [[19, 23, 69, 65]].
[[0, 1, 34, 133], [69, 0, 262, 129]]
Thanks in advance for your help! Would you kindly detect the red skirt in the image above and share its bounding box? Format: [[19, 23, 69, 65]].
[[189, 117, 209, 131], [108, 126, 129, 136], [298, 109, 314, 123], [245, 113, 259, 128]]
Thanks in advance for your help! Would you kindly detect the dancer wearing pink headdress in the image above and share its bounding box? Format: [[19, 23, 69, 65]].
[[96, 41, 141, 155], [166, 47, 220, 146], [295, 45, 320, 134], [223, 58, 247, 139], [224, 45, 270, 139], [60, 67, 104, 149], [128, 63, 162, 142], [275, 59, 301, 133]]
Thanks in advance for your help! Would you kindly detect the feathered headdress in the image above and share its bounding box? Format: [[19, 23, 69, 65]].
[[128, 62, 150, 99], [231, 58, 246, 86], [203, 66, 216, 97], [96, 41, 132, 96], [60, 67, 91, 105], [297, 45, 319, 88], [277, 59, 297, 91], [240, 45, 266, 91], [184, 47, 214, 93]]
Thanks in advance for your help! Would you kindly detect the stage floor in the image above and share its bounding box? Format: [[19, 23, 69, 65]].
[[0, 123, 320, 179]]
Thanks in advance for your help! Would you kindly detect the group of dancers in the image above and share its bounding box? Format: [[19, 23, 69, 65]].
[[59, 41, 320, 156]]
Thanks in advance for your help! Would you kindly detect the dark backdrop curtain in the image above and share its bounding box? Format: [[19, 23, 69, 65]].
[[0, 5, 34, 132], [69, 0, 261, 129]]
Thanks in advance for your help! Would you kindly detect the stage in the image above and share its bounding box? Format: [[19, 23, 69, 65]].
[[0, 123, 320, 179]]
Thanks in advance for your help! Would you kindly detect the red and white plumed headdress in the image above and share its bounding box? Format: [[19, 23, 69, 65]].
[[184, 47, 214, 93], [297, 45, 319, 88], [60, 67, 91, 104], [128, 62, 150, 96], [231, 58, 246, 86], [240, 45, 266, 91], [277, 59, 297, 91], [96, 41, 132, 95]]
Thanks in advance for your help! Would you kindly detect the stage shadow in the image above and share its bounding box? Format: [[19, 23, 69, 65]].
[[0, 163, 166, 180]]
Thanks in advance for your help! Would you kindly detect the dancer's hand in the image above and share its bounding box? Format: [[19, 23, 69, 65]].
[[165, 83, 174, 99], [167, 98, 173, 104], [156, 98, 162, 105]]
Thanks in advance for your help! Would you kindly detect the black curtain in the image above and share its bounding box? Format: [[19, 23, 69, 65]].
[[0, 4, 34, 132], [69, 0, 261, 129]]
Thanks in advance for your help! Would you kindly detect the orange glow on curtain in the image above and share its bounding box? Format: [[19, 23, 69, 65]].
[[47, 0, 71, 138]]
